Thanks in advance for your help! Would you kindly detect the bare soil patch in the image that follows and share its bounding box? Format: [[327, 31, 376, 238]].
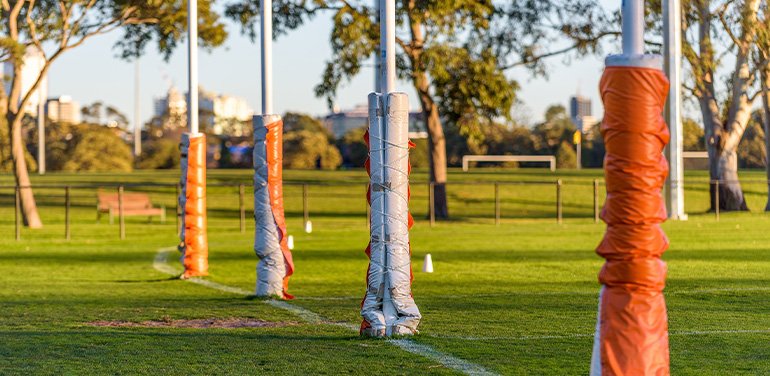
[[86, 318, 299, 329]]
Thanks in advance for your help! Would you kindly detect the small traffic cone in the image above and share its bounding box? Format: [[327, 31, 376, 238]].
[[287, 235, 294, 250], [304, 220, 313, 233], [422, 254, 433, 273]]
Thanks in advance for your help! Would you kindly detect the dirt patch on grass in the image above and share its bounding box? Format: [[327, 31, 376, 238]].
[[86, 318, 299, 329]]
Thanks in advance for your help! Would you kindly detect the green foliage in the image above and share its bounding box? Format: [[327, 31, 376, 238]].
[[61, 126, 133, 172], [137, 139, 181, 170], [683, 117, 706, 151], [337, 126, 368, 168], [284, 130, 342, 170], [283, 113, 331, 137], [555, 141, 577, 169], [738, 113, 766, 169], [0, 116, 37, 173], [410, 138, 429, 169]]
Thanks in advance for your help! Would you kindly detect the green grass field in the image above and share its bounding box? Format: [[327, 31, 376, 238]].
[[1, 168, 769, 375]]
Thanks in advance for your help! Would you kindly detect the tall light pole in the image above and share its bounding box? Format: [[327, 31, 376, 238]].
[[664, 0, 686, 220], [37, 72, 46, 175], [134, 58, 141, 157]]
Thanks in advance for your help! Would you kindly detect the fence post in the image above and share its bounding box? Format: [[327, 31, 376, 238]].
[[494, 182, 500, 226], [303, 183, 309, 230], [239, 184, 245, 233], [557, 179, 563, 224], [429, 182, 435, 227], [65, 186, 71, 240], [176, 184, 181, 236], [715, 180, 720, 222], [119, 185, 125, 240], [594, 179, 600, 223], [15, 186, 20, 241]]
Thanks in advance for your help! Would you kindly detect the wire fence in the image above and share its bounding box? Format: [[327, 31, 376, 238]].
[[2, 179, 768, 241]]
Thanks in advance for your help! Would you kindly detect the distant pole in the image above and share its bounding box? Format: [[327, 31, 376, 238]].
[[261, 0, 274, 114], [37, 73, 45, 175], [380, 0, 395, 94], [374, 0, 381, 93], [134, 58, 141, 156], [664, 0, 686, 220], [188, 0, 199, 134]]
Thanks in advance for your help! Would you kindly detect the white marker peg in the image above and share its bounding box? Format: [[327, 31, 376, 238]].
[[304, 220, 313, 233], [422, 254, 433, 273], [287, 235, 294, 250]]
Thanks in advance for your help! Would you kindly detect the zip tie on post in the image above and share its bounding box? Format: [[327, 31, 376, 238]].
[[179, 133, 209, 279], [360, 92, 421, 337], [253, 115, 294, 299]]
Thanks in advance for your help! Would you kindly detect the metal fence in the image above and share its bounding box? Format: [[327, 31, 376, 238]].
[[2, 179, 767, 241]]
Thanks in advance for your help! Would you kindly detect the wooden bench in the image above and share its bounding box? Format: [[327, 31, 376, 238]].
[[97, 192, 166, 224]]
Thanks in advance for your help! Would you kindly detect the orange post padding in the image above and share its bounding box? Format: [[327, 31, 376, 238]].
[[597, 66, 670, 375], [360, 130, 415, 334], [265, 119, 294, 299], [182, 134, 209, 278]]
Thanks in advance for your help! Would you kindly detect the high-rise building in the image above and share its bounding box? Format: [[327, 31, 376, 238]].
[[46, 95, 81, 124], [3, 46, 48, 116], [570, 95, 593, 132], [153, 86, 253, 135]]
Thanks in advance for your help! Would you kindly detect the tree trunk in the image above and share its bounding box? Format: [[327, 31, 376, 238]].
[[762, 67, 770, 211], [8, 112, 43, 228]]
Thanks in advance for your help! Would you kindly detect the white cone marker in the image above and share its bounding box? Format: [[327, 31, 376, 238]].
[[304, 220, 313, 234], [423, 254, 433, 273], [287, 235, 294, 250]]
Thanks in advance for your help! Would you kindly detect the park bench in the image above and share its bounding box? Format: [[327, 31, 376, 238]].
[[97, 192, 166, 224]]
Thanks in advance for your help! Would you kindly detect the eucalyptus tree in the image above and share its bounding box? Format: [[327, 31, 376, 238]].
[[226, 0, 611, 218], [1, 0, 226, 227]]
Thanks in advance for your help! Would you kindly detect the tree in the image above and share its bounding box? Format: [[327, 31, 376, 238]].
[[737, 112, 766, 169], [62, 127, 133, 172], [683, 117, 706, 151], [284, 130, 342, 170], [1, 0, 226, 228], [226, 0, 610, 219], [81, 101, 104, 124], [645, 0, 764, 211]]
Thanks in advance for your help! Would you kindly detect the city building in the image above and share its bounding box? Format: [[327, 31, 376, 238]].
[[570, 95, 594, 132], [324, 104, 427, 139], [3, 46, 48, 117], [46, 95, 81, 124], [153, 86, 253, 136]]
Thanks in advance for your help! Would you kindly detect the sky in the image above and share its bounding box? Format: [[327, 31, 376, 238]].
[[46, 1, 623, 131]]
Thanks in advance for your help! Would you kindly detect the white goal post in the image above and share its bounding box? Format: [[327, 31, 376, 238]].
[[462, 155, 556, 172]]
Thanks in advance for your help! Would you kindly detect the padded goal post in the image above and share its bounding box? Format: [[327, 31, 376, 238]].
[[179, 133, 209, 279], [253, 115, 294, 299]]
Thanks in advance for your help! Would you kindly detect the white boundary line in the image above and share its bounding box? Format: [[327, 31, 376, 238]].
[[153, 247, 500, 376]]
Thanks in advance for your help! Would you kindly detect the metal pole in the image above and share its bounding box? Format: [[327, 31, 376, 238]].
[[188, 0, 199, 133], [380, 0, 395, 94], [303, 183, 309, 229], [622, 0, 644, 55], [494, 182, 500, 226], [239, 184, 245, 233], [65, 186, 71, 240], [15, 186, 20, 241], [557, 180, 563, 224], [261, 0, 274, 114], [715, 180, 720, 222], [37, 74, 45, 175], [664, 0, 685, 220], [119, 186, 125, 240], [374, 0, 381, 93], [176, 184, 181, 236], [134, 58, 141, 156], [594, 179, 600, 223], [429, 182, 435, 227]]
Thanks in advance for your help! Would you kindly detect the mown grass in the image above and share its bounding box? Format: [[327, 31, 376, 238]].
[[1, 168, 769, 375]]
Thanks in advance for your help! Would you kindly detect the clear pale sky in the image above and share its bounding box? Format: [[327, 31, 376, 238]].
[[47, 1, 623, 131]]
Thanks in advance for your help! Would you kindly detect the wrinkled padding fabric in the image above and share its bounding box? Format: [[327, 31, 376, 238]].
[[360, 92, 421, 337], [595, 66, 670, 376], [180, 133, 209, 278], [253, 115, 294, 299]]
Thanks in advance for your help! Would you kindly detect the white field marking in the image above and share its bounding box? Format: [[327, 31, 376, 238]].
[[430, 329, 770, 341], [388, 338, 501, 376], [153, 247, 500, 376]]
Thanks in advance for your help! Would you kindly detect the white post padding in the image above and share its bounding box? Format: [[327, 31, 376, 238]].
[[178, 133, 191, 258], [253, 114, 286, 297], [361, 92, 421, 336]]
